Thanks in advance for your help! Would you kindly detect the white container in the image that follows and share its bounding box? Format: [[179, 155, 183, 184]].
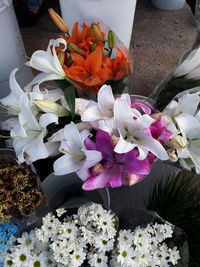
[[59, 0, 137, 49], [0, 0, 32, 99], [151, 0, 185, 10]]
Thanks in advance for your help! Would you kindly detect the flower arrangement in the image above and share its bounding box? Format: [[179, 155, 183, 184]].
[[3, 203, 181, 267], [24, 9, 132, 116], [163, 91, 200, 173], [0, 164, 43, 219], [110, 224, 180, 267]]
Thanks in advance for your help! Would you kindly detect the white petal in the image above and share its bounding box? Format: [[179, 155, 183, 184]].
[[19, 94, 41, 131], [114, 98, 134, 124], [11, 121, 27, 138], [120, 93, 131, 107], [75, 98, 90, 115], [48, 128, 65, 142], [1, 69, 23, 108], [99, 118, 116, 134], [45, 141, 60, 156], [137, 146, 149, 160], [53, 154, 83, 175], [186, 67, 200, 80], [140, 114, 155, 128], [12, 136, 32, 163], [179, 93, 200, 116], [80, 130, 91, 142], [76, 122, 92, 132], [175, 114, 200, 140], [174, 47, 200, 77], [0, 118, 17, 131], [188, 144, 200, 170], [64, 122, 83, 153], [114, 134, 136, 153], [81, 104, 102, 122], [76, 169, 90, 181], [25, 132, 50, 163], [39, 113, 58, 129], [83, 150, 102, 169], [134, 130, 169, 160], [98, 85, 115, 117], [24, 73, 64, 92]]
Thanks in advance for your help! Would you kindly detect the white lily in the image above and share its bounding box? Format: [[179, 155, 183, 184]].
[[53, 122, 102, 180], [81, 84, 115, 122], [11, 93, 59, 164], [113, 98, 169, 160], [173, 47, 200, 78], [163, 92, 200, 135], [174, 113, 200, 173], [25, 38, 67, 92], [0, 68, 24, 115]]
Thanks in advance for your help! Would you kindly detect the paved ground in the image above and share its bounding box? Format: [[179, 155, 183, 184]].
[[20, 0, 197, 96]]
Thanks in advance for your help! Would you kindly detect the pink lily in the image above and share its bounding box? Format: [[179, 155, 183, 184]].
[[82, 130, 155, 191]]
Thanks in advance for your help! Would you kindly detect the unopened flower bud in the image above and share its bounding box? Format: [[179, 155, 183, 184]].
[[67, 43, 85, 56], [169, 135, 187, 149], [167, 148, 178, 162], [91, 23, 104, 42], [48, 8, 69, 34], [66, 56, 73, 67], [93, 163, 104, 174], [34, 100, 70, 117], [58, 51, 65, 66], [108, 31, 116, 49], [91, 42, 97, 51], [128, 174, 140, 186], [110, 135, 120, 146]]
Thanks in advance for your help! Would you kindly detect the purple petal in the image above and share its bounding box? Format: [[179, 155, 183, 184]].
[[115, 149, 152, 175], [96, 130, 114, 159], [84, 137, 97, 150], [82, 167, 123, 191], [131, 99, 152, 115], [148, 119, 172, 141]]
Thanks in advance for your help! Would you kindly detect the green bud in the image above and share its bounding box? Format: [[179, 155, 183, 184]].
[[67, 43, 85, 56], [34, 100, 70, 117], [108, 31, 116, 49]]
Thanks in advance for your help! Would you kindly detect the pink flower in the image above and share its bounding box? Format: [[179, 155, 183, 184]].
[[82, 130, 155, 191]]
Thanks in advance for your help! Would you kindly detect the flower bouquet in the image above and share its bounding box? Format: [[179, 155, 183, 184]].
[[1, 69, 175, 190], [24, 9, 132, 117], [163, 90, 200, 173], [3, 202, 186, 267]]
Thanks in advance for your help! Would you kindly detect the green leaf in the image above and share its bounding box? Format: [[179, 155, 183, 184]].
[[56, 80, 76, 118], [64, 86, 76, 118]]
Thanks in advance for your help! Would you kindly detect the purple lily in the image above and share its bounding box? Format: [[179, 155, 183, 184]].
[[82, 130, 154, 191]]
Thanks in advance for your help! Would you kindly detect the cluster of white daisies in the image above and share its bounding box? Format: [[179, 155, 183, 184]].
[[4, 203, 117, 267], [4, 203, 180, 267], [110, 223, 180, 267]]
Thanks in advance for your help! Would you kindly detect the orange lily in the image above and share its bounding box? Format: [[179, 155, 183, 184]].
[[112, 48, 131, 80], [65, 45, 113, 92]]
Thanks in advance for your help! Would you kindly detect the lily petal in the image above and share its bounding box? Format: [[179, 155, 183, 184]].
[[54, 154, 83, 175], [175, 114, 200, 140], [39, 113, 58, 129]]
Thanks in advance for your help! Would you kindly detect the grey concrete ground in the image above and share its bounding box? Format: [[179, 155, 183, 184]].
[[20, 0, 197, 96]]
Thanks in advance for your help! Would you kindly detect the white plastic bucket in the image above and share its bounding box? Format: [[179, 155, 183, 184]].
[[0, 0, 32, 99], [59, 0, 137, 49], [151, 0, 185, 10]]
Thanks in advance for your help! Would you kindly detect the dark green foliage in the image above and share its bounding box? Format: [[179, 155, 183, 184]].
[[147, 172, 200, 267], [56, 80, 76, 118]]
